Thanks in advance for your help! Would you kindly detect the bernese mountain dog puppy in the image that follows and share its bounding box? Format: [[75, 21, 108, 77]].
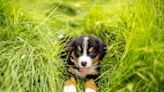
[[63, 35, 107, 92]]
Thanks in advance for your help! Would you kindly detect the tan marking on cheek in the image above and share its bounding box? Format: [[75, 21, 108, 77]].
[[68, 67, 76, 74], [68, 67, 86, 78], [92, 53, 100, 65], [88, 47, 94, 52], [64, 77, 76, 86], [71, 51, 78, 62], [77, 46, 82, 52], [85, 79, 97, 91]]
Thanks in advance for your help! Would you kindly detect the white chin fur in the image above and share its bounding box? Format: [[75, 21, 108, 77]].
[[64, 85, 76, 92], [85, 88, 96, 92]]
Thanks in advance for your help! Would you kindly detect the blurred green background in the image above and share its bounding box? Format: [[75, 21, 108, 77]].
[[0, 0, 164, 92]]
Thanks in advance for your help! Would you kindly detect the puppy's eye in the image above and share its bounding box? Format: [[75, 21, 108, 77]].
[[88, 50, 96, 57], [74, 49, 81, 57]]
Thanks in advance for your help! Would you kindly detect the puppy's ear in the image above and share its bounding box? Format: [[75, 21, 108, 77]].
[[68, 39, 78, 53], [98, 40, 107, 60], [68, 39, 76, 53]]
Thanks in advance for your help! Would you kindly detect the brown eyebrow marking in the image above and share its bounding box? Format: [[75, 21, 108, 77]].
[[77, 46, 82, 52], [88, 47, 94, 52]]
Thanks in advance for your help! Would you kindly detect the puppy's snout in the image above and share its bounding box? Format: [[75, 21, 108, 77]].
[[81, 61, 87, 66]]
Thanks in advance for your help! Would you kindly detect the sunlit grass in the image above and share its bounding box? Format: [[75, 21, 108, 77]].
[[0, 0, 163, 92]]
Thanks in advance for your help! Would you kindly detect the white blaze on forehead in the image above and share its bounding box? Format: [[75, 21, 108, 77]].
[[83, 36, 89, 55], [78, 36, 92, 68]]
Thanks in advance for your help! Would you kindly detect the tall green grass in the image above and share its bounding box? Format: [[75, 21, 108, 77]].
[[0, 0, 163, 92]]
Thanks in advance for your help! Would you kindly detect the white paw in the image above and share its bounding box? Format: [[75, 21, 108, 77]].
[[63, 85, 76, 92], [85, 88, 96, 92]]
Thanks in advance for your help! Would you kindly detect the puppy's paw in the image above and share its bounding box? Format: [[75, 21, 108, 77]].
[[85, 79, 97, 92], [63, 77, 76, 92], [64, 85, 76, 92], [85, 88, 96, 92]]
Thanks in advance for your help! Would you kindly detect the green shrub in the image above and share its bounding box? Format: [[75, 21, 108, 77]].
[[0, 0, 163, 92]]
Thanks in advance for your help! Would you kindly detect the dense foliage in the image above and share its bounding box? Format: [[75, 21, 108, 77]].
[[0, 0, 163, 92]]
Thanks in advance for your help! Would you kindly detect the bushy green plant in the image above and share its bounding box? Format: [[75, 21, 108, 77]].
[[0, 0, 163, 92]]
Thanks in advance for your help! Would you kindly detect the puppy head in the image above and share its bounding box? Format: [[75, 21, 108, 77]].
[[68, 35, 107, 75]]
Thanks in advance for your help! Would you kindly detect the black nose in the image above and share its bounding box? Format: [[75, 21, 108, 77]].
[[81, 61, 87, 66]]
